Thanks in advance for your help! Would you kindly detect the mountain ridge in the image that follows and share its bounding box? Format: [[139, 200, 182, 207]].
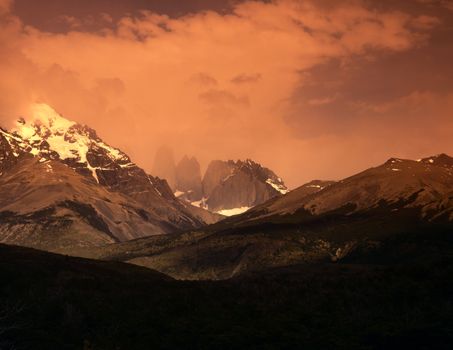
[[92, 153, 453, 279]]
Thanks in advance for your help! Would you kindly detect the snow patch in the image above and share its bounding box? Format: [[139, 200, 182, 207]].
[[174, 190, 185, 198], [44, 162, 53, 173], [216, 207, 250, 216], [266, 179, 289, 194], [190, 198, 207, 209], [307, 184, 323, 189]]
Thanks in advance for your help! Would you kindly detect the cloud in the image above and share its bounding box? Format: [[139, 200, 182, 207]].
[[0, 0, 448, 187], [410, 14, 441, 29], [231, 73, 261, 84], [416, 0, 453, 11], [188, 73, 218, 87], [307, 95, 337, 106], [0, 0, 12, 15]]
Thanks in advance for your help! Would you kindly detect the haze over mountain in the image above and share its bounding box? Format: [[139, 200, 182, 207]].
[[175, 155, 203, 201], [152, 146, 177, 190]]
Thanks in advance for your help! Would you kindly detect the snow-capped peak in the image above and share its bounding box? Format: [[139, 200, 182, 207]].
[[10, 103, 133, 182], [13, 103, 76, 141], [22, 103, 75, 135]]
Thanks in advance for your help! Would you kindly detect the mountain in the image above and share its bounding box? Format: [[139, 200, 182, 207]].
[[0, 158, 186, 255], [175, 155, 203, 201], [93, 154, 453, 279], [0, 104, 217, 253], [202, 159, 289, 214], [152, 146, 177, 189], [174, 158, 289, 216], [240, 154, 453, 224]]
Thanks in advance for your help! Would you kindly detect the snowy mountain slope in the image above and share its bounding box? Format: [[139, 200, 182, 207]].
[[0, 104, 220, 245]]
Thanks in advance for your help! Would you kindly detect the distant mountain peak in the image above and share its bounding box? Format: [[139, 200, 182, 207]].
[[152, 146, 176, 189], [234, 159, 288, 195], [198, 158, 289, 213], [420, 153, 453, 167], [175, 155, 203, 201], [10, 103, 132, 182]]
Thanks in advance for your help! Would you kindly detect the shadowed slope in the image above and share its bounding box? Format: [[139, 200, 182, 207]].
[[1, 243, 453, 349]]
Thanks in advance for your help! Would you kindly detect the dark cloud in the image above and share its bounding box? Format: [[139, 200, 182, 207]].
[[199, 89, 250, 107], [286, 6, 453, 139], [12, 0, 238, 32], [231, 73, 262, 84]]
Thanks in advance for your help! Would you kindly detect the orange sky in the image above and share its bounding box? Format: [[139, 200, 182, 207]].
[[0, 0, 452, 188]]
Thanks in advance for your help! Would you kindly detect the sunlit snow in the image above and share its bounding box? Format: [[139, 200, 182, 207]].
[[307, 184, 323, 189], [12, 103, 131, 183], [266, 179, 289, 194], [174, 190, 185, 198], [216, 207, 250, 216]]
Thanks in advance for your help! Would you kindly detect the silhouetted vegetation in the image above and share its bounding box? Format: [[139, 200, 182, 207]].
[[1, 243, 452, 349]]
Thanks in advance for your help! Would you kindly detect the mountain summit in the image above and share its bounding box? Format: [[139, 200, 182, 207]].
[[202, 159, 288, 214], [12, 104, 133, 183]]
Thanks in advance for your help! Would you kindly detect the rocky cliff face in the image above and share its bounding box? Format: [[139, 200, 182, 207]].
[[173, 157, 289, 215], [175, 156, 203, 202], [203, 159, 288, 213], [201, 160, 233, 200], [0, 128, 34, 174]]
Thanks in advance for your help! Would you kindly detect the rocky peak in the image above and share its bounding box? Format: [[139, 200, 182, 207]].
[[199, 159, 289, 214], [202, 160, 236, 199], [0, 128, 32, 175], [175, 155, 203, 201]]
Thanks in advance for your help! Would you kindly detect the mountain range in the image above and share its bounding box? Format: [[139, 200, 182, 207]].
[[153, 149, 289, 215], [0, 104, 452, 280], [93, 154, 453, 279], [1, 105, 452, 349]]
